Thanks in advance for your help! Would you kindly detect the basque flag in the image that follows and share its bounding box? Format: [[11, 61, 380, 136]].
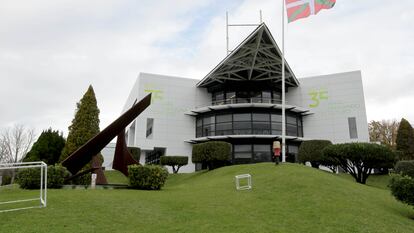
[[285, 0, 336, 23]]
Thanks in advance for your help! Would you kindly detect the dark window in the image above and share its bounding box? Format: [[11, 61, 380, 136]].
[[271, 113, 282, 122], [234, 113, 251, 121], [146, 118, 153, 138], [234, 145, 252, 164], [271, 123, 282, 135], [145, 147, 165, 165], [253, 113, 270, 122], [253, 144, 271, 162], [216, 114, 232, 123], [287, 115, 297, 125], [262, 91, 272, 103], [348, 117, 358, 139], [253, 122, 271, 135]]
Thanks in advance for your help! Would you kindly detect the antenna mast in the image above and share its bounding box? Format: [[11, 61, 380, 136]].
[[226, 10, 263, 55]]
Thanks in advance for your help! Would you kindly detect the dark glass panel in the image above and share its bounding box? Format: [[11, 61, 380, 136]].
[[253, 113, 270, 121], [234, 144, 251, 152], [271, 113, 282, 122], [203, 115, 215, 125], [216, 114, 232, 123], [252, 122, 271, 134], [286, 124, 298, 136], [262, 91, 272, 103], [287, 115, 297, 125], [202, 124, 215, 136], [234, 113, 251, 121]]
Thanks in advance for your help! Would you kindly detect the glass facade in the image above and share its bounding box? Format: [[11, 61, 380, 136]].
[[196, 111, 303, 138]]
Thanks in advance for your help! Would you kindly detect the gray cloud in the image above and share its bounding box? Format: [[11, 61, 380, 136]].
[[1, 0, 413, 136]]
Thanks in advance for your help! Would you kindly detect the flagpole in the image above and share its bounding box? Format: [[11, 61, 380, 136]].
[[281, 0, 286, 163]]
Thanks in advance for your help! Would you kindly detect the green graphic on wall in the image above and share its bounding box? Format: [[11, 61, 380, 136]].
[[308, 89, 328, 108], [144, 83, 164, 103]]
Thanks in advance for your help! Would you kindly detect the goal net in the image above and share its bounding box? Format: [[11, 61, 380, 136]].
[[0, 162, 47, 213]]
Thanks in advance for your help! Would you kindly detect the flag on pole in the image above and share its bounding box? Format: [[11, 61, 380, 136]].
[[285, 0, 336, 23]]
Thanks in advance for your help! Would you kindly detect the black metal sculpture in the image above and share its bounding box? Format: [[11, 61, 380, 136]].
[[62, 93, 152, 184]]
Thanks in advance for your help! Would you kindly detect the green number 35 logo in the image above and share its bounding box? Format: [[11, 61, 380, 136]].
[[308, 89, 328, 108]]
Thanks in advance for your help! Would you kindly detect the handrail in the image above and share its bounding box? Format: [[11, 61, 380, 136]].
[[212, 97, 286, 106]]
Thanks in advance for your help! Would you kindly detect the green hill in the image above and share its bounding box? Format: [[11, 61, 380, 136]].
[[1, 163, 414, 232]]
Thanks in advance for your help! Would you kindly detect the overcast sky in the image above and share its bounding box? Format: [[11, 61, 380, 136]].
[[1, 0, 413, 136]]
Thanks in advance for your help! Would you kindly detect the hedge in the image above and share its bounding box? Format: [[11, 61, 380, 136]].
[[16, 165, 70, 189], [128, 164, 168, 190], [160, 156, 188, 173], [298, 140, 332, 168], [389, 174, 414, 207], [394, 160, 414, 178], [192, 141, 231, 170]]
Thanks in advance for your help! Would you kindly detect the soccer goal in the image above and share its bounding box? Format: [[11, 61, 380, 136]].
[[0, 161, 47, 213]]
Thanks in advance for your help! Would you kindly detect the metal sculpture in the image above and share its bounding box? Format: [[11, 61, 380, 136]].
[[62, 93, 152, 184]]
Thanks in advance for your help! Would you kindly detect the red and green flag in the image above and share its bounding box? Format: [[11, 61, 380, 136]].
[[285, 0, 336, 23]]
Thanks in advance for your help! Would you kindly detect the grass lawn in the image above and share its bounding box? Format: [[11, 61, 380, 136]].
[[1, 163, 413, 233]]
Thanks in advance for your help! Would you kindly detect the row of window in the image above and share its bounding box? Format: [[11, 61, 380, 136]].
[[212, 90, 282, 105], [233, 144, 299, 164], [196, 112, 303, 137]]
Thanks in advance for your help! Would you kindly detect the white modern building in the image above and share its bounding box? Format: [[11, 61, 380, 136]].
[[122, 23, 369, 173]]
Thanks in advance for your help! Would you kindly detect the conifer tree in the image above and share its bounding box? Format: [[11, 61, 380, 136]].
[[24, 128, 65, 165], [396, 118, 414, 160], [60, 85, 103, 182]]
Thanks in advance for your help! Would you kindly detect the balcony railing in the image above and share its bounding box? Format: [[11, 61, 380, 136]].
[[212, 98, 285, 106]]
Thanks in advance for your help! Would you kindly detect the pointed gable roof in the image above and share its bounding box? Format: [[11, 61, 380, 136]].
[[197, 23, 299, 88]]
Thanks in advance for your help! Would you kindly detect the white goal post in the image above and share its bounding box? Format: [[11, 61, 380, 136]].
[[0, 161, 47, 213]]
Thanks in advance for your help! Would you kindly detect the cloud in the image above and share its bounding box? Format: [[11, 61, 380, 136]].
[[0, 0, 413, 136]]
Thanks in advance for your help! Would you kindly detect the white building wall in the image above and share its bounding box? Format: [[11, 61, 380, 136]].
[[287, 71, 369, 143], [122, 73, 209, 173], [123, 71, 369, 173]]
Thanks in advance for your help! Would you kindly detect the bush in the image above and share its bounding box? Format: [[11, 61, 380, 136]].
[[1, 175, 12, 186], [128, 164, 168, 190], [16, 165, 70, 189], [160, 156, 188, 173], [389, 174, 414, 207], [323, 143, 396, 184], [192, 141, 231, 170], [298, 140, 332, 168], [128, 147, 141, 161], [48, 165, 71, 188], [395, 160, 414, 178]]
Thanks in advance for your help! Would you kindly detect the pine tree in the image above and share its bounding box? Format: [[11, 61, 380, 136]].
[[23, 128, 65, 165], [60, 85, 103, 182], [396, 118, 414, 160]]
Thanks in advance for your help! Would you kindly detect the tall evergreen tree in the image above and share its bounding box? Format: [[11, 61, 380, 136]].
[[60, 85, 103, 182], [24, 128, 65, 165], [396, 118, 414, 160]]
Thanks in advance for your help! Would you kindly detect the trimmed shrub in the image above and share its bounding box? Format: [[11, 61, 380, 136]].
[[389, 174, 414, 207], [298, 140, 332, 168], [128, 147, 141, 161], [47, 165, 70, 188], [16, 165, 70, 189], [323, 143, 396, 184], [192, 141, 231, 170], [395, 160, 414, 178], [128, 164, 168, 190], [160, 156, 188, 173]]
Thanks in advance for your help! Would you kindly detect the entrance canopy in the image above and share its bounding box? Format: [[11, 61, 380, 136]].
[[197, 23, 299, 88]]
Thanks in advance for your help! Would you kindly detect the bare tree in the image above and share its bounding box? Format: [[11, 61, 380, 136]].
[[369, 119, 399, 148], [0, 125, 35, 182]]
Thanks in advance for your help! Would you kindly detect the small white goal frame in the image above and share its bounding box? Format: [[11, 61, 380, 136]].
[[235, 174, 252, 190], [0, 161, 47, 213]]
